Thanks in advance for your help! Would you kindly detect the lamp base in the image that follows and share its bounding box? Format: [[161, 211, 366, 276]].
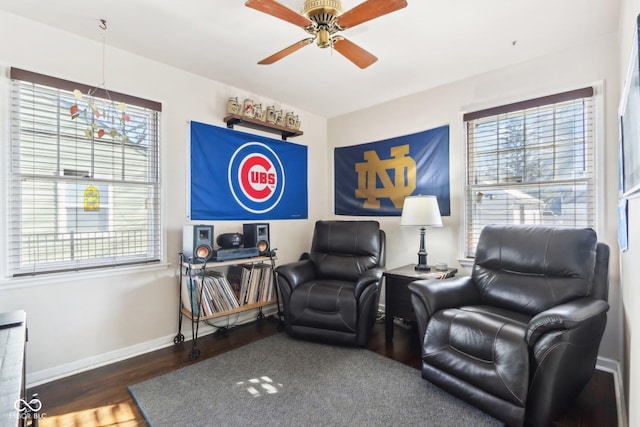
[[415, 263, 431, 271], [414, 227, 430, 271]]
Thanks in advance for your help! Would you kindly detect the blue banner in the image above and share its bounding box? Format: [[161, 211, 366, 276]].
[[334, 125, 450, 216], [190, 121, 308, 220]]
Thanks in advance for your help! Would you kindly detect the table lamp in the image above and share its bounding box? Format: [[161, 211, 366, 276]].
[[400, 195, 443, 271]]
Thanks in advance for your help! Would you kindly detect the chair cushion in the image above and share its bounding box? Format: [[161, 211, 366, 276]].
[[288, 280, 357, 333], [310, 221, 381, 282], [473, 225, 597, 315], [423, 305, 530, 406]]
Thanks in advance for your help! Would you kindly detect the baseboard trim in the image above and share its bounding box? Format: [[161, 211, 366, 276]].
[[27, 305, 279, 387], [27, 333, 179, 387], [596, 356, 627, 427]]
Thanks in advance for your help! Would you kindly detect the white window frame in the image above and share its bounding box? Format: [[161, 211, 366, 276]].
[[462, 86, 599, 259], [6, 68, 163, 277]]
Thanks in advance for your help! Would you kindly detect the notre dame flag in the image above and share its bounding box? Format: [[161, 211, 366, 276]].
[[334, 125, 450, 216]]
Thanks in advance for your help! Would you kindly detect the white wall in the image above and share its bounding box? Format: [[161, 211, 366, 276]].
[[328, 34, 622, 363], [0, 11, 327, 384], [618, 1, 640, 425]]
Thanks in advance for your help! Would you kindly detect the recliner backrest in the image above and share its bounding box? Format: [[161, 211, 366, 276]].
[[472, 225, 598, 315], [309, 220, 382, 281]]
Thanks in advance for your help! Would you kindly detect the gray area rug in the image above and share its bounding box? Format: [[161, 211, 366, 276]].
[[129, 333, 503, 427]]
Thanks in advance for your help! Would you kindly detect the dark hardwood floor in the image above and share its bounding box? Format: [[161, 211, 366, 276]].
[[27, 317, 617, 427]]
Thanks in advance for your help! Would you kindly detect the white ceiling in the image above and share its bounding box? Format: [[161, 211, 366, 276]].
[[0, 0, 620, 118]]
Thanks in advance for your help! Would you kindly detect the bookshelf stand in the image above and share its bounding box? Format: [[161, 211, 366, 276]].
[[174, 253, 278, 360]]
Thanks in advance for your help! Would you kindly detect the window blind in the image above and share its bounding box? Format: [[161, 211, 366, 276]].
[[463, 88, 596, 257], [8, 68, 162, 276]]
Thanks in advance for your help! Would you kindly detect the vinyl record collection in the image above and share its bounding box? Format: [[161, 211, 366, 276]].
[[181, 264, 275, 316]]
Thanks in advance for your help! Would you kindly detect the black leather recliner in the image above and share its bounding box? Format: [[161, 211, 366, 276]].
[[275, 220, 385, 346], [409, 225, 610, 427]]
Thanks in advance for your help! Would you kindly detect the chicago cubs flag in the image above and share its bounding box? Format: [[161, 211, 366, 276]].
[[334, 125, 450, 216], [190, 121, 308, 220]]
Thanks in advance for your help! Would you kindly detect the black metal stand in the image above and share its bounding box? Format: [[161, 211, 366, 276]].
[[268, 250, 284, 331], [174, 254, 186, 345], [174, 253, 278, 360], [174, 255, 205, 360]]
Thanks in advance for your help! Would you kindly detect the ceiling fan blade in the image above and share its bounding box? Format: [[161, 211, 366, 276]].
[[332, 37, 378, 69], [258, 38, 314, 65], [337, 0, 408, 29], [245, 0, 313, 27]]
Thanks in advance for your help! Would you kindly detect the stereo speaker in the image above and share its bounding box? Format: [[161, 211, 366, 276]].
[[216, 232, 244, 249], [243, 223, 270, 255], [182, 224, 214, 261]]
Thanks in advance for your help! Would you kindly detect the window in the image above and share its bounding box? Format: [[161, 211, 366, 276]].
[[8, 68, 162, 276], [463, 87, 596, 257]]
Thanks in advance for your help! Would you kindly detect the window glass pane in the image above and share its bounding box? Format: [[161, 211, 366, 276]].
[[464, 92, 595, 257], [9, 73, 161, 276]]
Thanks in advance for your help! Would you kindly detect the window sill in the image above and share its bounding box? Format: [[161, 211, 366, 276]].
[[0, 261, 172, 290], [458, 258, 474, 268]]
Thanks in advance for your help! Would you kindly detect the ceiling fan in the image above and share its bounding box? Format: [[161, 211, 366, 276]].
[[245, 0, 408, 69]]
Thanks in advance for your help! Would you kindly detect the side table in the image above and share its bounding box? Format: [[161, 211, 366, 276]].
[[383, 264, 457, 341]]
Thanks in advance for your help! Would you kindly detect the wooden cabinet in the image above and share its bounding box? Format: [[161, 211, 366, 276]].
[[174, 255, 278, 359]]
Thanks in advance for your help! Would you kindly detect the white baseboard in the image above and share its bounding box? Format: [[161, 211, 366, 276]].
[[27, 305, 279, 387], [27, 333, 178, 387], [596, 356, 627, 427]]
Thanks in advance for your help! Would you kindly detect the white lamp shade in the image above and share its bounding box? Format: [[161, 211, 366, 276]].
[[400, 195, 443, 227]]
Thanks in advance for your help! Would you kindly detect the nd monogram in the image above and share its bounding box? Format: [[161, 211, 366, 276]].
[[354, 144, 416, 209]]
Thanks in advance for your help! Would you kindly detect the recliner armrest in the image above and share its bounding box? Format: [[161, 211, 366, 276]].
[[526, 297, 609, 345], [354, 267, 383, 298], [409, 276, 480, 316], [275, 259, 316, 292]]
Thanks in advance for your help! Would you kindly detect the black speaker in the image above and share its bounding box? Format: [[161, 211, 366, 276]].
[[243, 223, 270, 255], [216, 232, 244, 249], [183, 224, 214, 261]]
